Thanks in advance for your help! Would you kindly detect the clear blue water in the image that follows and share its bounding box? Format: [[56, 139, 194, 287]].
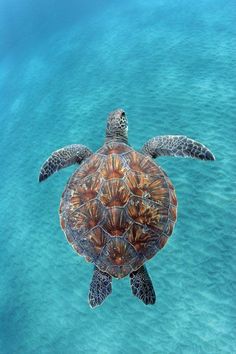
[[1, 0, 236, 353]]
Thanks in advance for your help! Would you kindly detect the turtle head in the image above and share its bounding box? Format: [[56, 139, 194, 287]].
[[106, 108, 128, 144]]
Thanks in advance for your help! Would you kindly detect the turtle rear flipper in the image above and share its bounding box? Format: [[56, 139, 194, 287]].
[[130, 265, 156, 305], [89, 266, 112, 308]]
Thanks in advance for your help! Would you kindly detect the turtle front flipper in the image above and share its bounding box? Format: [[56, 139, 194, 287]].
[[141, 135, 215, 160], [89, 266, 112, 308], [130, 265, 156, 305], [39, 144, 93, 182]]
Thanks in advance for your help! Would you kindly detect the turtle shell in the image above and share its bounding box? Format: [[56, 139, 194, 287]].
[[59, 142, 177, 278]]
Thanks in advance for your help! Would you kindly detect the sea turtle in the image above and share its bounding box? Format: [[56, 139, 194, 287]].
[[39, 109, 215, 308]]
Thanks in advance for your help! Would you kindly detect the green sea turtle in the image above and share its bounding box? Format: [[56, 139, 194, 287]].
[[39, 109, 215, 307]]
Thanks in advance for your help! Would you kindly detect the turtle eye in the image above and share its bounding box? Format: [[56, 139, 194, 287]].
[[121, 112, 125, 117]]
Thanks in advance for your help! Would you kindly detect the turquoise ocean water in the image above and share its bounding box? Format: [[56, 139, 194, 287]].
[[1, 0, 236, 353]]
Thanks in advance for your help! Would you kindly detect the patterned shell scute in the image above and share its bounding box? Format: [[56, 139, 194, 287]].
[[59, 142, 177, 278]]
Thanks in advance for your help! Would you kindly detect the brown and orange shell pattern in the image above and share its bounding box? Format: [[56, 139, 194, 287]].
[[59, 142, 177, 278]]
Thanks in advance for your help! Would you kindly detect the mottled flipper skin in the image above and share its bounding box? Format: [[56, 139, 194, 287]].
[[130, 265, 156, 305], [141, 135, 215, 160], [89, 266, 112, 308], [39, 144, 93, 182]]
